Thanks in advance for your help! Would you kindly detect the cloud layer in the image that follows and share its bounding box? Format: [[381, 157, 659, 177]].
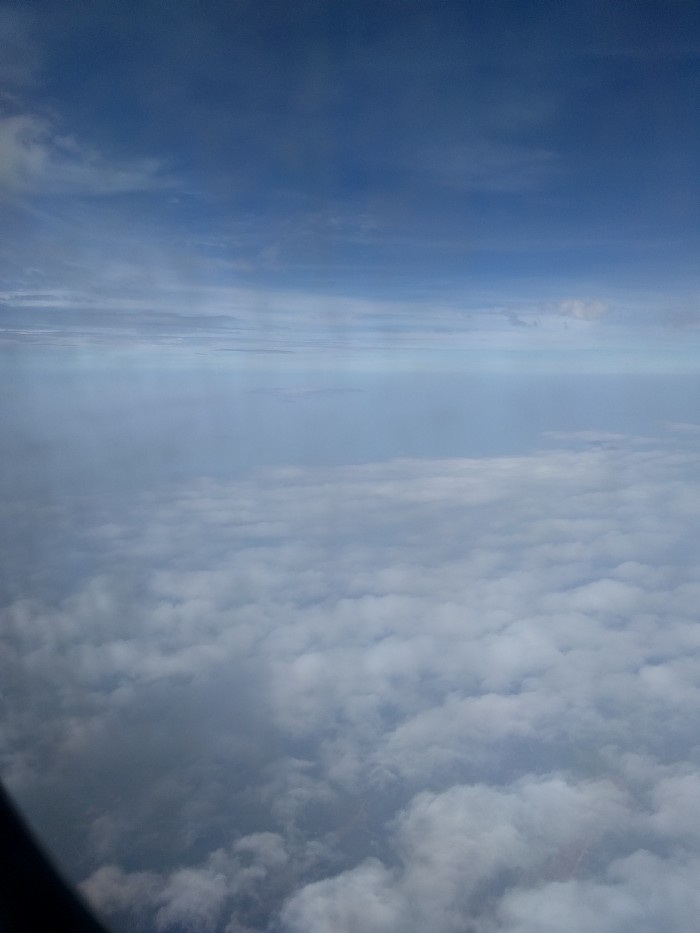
[[3, 430, 700, 931]]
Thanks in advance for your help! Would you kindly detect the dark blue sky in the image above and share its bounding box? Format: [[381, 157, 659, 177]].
[[2, 0, 700, 367]]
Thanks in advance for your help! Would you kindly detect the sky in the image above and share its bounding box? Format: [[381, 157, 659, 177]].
[[1, 0, 700, 367], [3, 2, 700, 933]]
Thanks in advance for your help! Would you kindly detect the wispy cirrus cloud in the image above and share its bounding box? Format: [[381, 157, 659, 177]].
[[0, 111, 173, 200], [409, 140, 560, 194]]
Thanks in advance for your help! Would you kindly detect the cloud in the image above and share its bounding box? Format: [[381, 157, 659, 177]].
[[0, 276, 620, 360], [557, 298, 608, 320], [495, 851, 700, 933], [282, 776, 631, 932], [411, 140, 559, 193], [79, 865, 161, 918], [0, 111, 172, 199], [4, 430, 700, 930]]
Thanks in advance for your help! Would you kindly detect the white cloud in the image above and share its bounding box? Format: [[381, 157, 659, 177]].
[[155, 866, 229, 932], [495, 851, 700, 933], [79, 864, 162, 915], [0, 111, 171, 199], [282, 776, 631, 932], [557, 298, 608, 320], [4, 431, 700, 930]]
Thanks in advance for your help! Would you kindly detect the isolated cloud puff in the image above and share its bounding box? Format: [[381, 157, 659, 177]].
[[3, 430, 700, 931], [557, 298, 608, 320]]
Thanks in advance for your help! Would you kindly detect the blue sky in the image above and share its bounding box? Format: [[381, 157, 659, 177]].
[[2, 0, 700, 370]]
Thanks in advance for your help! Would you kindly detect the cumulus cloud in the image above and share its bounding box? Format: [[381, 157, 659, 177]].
[[4, 430, 700, 931], [494, 851, 700, 933], [282, 776, 631, 932]]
